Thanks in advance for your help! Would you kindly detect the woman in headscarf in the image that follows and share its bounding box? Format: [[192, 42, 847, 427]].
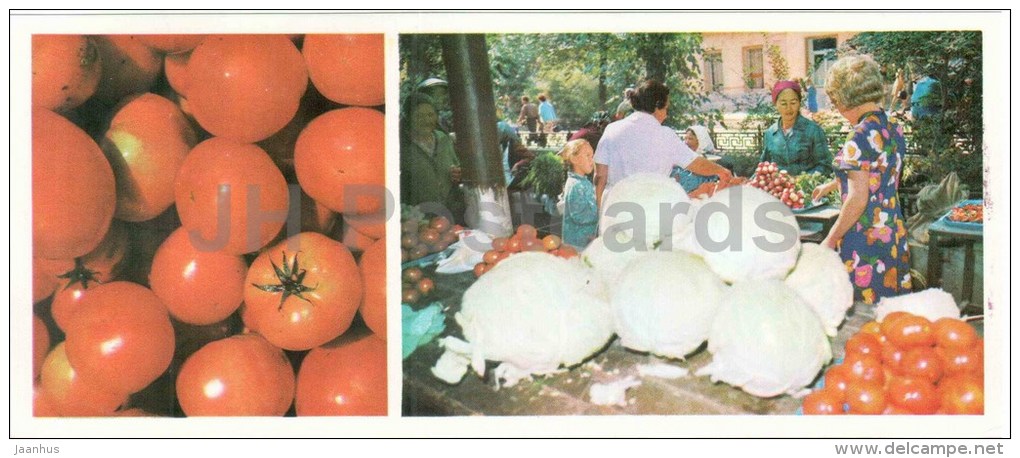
[[760, 80, 832, 176], [812, 54, 912, 304], [670, 125, 719, 192]]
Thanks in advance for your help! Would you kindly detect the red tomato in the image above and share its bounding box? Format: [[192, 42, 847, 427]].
[[822, 364, 853, 402], [884, 315, 935, 349], [32, 35, 101, 112], [802, 389, 845, 415], [483, 250, 500, 264], [100, 93, 197, 222], [342, 221, 376, 254], [843, 353, 886, 387], [932, 318, 978, 350], [939, 375, 984, 415], [302, 34, 383, 107], [343, 212, 385, 240], [33, 315, 50, 380], [295, 332, 386, 416], [175, 334, 295, 416], [505, 236, 522, 253], [92, 35, 163, 103], [187, 34, 308, 142], [294, 108, 385, 215], [33, 382, 60, 417], [880, 339, 907, 375], [845, 332, 882, 359], [937, 345, 983, 377], [557, 245, 579, 259], [859, 320, 881, 336], [33, 108, 116, 260], [244, 232, 363, 351], [149, 227, 248, 325], [50, 222, 130, 331], [33, 257, 73, 303], [63, 282, 176, 394], [174, 137, 290, 255], [846, 383, 887, 415], [901, 346, 944, 383], [359, 238, 387, 339], [416, 278, 435, 295], [879, 311, 912, 336], [886, 376, 940, 414], [163, 51, 192, 96], [517, 224, 538, 239], [39, 343, 128, 416], [135, 34, 206, 54], [542, 235, 562, 251], [491, 237, 508, 252]]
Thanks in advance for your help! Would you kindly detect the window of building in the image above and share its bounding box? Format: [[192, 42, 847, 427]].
[[808, 37, 838, 87], [743, 46, 764, 89], [704, 51, 723, 92]]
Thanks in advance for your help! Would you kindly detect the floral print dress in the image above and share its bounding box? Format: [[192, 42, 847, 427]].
[[833, 110, 912, 304]]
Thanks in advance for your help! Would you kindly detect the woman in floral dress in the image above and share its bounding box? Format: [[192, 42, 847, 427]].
[[812, 55, 912, 304]]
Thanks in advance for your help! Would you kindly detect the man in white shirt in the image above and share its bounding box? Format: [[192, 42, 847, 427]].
[[594, 79, 733, 209]]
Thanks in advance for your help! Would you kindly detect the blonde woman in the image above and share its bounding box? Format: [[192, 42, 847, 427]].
[[812, 54, 912, 304], [556, 139, 598, 249]]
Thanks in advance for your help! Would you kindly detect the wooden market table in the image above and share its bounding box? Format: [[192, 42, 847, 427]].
[[402, 270, 875, 416], [926, 217, 983, 306], [794, 205, 839, 243]]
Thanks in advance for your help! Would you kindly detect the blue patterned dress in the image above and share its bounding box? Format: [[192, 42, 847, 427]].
[[833, 110, 912, 304], [561, 171, 598, 249]]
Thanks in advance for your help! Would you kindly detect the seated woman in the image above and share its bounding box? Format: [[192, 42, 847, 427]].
[[555, 139, 598, 249], [670, 125, 719, 192], [760, 80, 832, 176], [400, 93, 465, 224]]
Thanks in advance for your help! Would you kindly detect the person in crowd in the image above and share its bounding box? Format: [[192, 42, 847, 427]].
[[417, 77, 453, 133], [804, 78, 819, 113], [910, 75, 940, 119], [888, 68, 908, 115], [556, 139, 598, 249], [537, 93, 558, 133], [517, 95, 541, 146], [614, 87, 635, 120], [593, 79, 733, 210], [569, 111, 612, 152], [760, 80, 832, 176], [670, 125, 719, 192], [497, 120, 535, 189], [400, 93, 465, 224], [812, 54, 912, 304]]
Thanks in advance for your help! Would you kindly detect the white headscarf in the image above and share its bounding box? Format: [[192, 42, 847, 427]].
[[686, 125, 716, 155]]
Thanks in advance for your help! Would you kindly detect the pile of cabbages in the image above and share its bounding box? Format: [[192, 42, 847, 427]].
[[432, 174, 859, 397]]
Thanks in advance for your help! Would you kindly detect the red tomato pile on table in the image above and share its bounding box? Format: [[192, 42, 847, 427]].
[[802, 312, 983, 415], [750, 161, 806, 209], [948, 204, 983, 223], [401, 267, 436, 305], [474, 224, 578, 278], [401, 215, 461, 263], [31, 34, 386, 417]]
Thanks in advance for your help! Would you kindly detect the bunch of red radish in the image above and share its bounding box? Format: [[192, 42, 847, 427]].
[[750, 161, 806, 209], [474, 224, 578, 278]]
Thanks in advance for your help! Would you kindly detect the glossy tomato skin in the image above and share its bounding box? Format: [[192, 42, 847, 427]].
[[163, 52, 192, 96], [846, 383, 887, 415], [295, 332, 386, 416], [939, 375, 984, 415], [187, 35, 308, 142], [63, 282, 176, 394], [33, 108, 117, 260], [302, 34, 384, 106], [33, 257, 73, 303], [135, 34, 206, 54], [884, 315, 935, 349], [32, 35, 101, 112], [101, 93, 197, 222], [359, 238, 386, 339], [174, 137, 290, 255], [294, 108, 385, 215], [92, 35, 163, 104], [802, 389, 845, 415], [50, 221, 131, 331], [39, 343, 129, 416], [886, 376, 940, 414], [33, 314, 50, 380], [175, 333, 295, 416], [245, 232, 363, 351], [932, 318, 979, 350], [844, 332, 882, 359], [149, 227, 248, 325]]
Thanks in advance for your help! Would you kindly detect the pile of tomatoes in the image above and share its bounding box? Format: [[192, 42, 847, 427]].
[[750, 161, 806, 209], [32, 34, 386, 417], [400, 215, 460, 263], [401, 267, 436, 305], [474, 224, 578, 278], [802, 312, 983, 415], [948, 203, 983, 223]]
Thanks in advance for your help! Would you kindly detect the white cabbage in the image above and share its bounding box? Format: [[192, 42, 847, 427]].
[[875, 288, 961, 322], [599, 173, 692, 249], [611, 251, 726, 359], [434, 252, 614, 388], [696, 279, 831, 398], [687, 185, 801, 283], [785, 243, 855, 336], [580, 235, 648, 302]]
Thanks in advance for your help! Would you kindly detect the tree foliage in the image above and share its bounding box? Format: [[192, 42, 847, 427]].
[[847, 31, 983, 190]]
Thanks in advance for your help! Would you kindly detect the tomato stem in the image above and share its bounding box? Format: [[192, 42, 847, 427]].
[[56, 257, 100, 290], [251, 251, 317, 310]]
